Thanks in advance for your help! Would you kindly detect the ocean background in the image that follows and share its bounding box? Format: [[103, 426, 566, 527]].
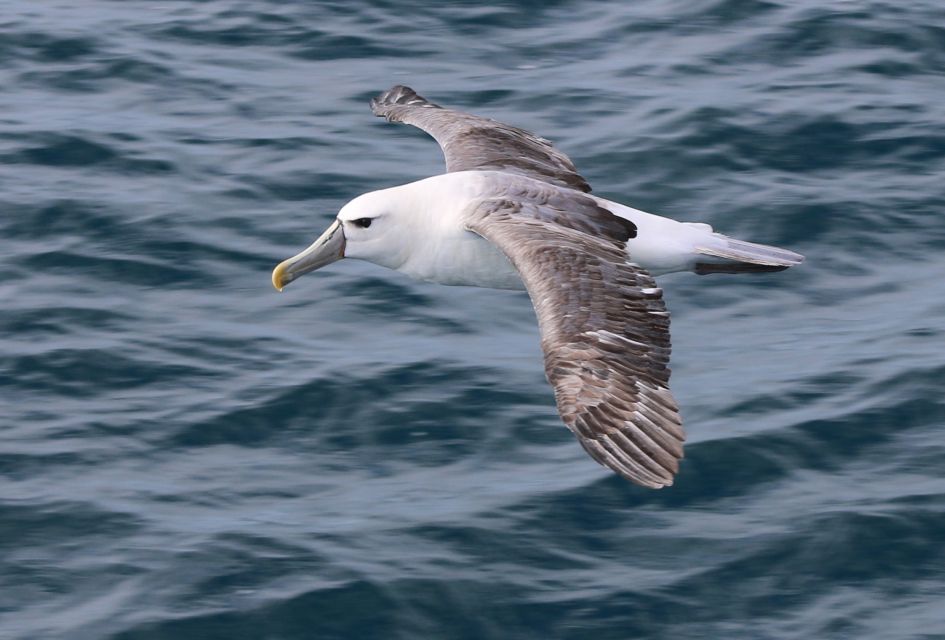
[[3, 1, 945, 638]]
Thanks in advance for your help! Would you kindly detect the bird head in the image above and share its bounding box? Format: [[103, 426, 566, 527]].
[[271, 188, 417, 291]]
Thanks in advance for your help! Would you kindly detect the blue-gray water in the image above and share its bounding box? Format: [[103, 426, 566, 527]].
[[3, 1, 945, 638]]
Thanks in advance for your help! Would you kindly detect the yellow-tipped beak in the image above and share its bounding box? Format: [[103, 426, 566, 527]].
[[271, 261, 289, 292], [271, 219, 346, 291]]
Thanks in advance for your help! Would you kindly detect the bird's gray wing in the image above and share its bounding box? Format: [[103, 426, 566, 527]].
[[466, 194, 684, 488], [371, 85, 592, 193]]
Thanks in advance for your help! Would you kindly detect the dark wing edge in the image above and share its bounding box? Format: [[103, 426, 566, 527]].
[[466, 197, 685, 488], [370, 85, 592, 193]]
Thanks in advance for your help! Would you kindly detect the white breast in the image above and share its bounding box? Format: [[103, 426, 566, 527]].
[[391, 173, 526, 290], [400, 223, 525, 290]]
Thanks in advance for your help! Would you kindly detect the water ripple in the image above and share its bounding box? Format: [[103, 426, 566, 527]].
[[3, 0, 945, 638]]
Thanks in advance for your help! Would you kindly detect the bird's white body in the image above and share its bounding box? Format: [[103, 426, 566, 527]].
[[338, 170, 725, 290]]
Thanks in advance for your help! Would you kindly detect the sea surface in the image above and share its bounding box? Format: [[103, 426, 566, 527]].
[[3, 1, 945, 638]]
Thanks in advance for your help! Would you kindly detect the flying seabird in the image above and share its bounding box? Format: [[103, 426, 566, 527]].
[[272, 86, 803, 488]]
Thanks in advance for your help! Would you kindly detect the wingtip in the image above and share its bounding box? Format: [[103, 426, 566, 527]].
[[372, 85, 415, 106], [371, 85, 438, 117]]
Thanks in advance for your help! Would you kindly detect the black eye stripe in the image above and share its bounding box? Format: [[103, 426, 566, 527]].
[[353, 218, 372, 228]]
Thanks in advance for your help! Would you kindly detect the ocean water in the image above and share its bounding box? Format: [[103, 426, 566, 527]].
[[3, 1, 945, 638]]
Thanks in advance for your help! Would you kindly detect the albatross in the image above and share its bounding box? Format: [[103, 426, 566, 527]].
[[272, 86, 803, 488]]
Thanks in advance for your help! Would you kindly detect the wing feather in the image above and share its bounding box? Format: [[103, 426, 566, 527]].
[[465, 195, 685, 488], [371, 85, 592, 193]]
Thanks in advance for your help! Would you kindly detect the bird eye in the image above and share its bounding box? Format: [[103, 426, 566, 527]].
[[353, 218, 373, 229]]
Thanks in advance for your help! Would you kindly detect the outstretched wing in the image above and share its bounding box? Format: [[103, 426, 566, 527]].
[[465, 194, 685, 488], [371, 85, 592, 193]]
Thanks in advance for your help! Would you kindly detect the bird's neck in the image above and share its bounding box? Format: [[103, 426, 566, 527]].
[[387, 175, 525, 290]]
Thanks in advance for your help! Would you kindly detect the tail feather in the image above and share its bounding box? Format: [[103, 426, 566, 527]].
[[695, 236, 804, 276]]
